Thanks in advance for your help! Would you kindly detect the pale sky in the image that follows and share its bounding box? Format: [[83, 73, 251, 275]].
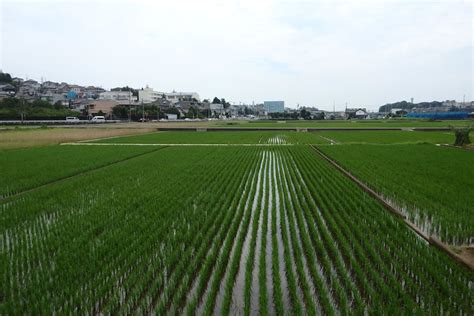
[[1, 0, 473, 110]]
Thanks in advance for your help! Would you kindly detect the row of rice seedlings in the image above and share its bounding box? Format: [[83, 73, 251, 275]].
[[219, 153, 262, 315], [258, 150, 271, 315], [174, 149, 262, 314], [269, 151, 286, 315], [298, 148, 420, 308], [307, 156, 440, 310], [281, 150, 339, 315], [282, 152, 334, 314], [178, 150, 258, 311], [226, 151, 267, 314], [0, 145, 160, 199], [185, 150, 263, 314], [59, 152, 215, 312], [242, 152, 268, 315], [200, 153, 266, 316], [121, 148, 254, 314], [218, 150, 264, 315], [284, 148, 363, 311], [103, 151, 233, 312], [293, 147, 410, 308], [292, 149, 382, 308], [273, 153, 305, 315], [292, 146, 473, 314], [96, 148, 235, 310], [1, 147, 241, 314], [319, 145, 473, 244]]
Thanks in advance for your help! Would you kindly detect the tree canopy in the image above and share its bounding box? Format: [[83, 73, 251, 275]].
[[0, 72, 13, 83]]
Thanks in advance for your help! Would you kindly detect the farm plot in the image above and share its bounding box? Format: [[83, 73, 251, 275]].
[[90, 131, 327, 145], [319, 144, 474, 245], [0, 145, 159, 199], [0, 127, 155, 149], [1, 145, 472, 315], [316, 130, 454, 144]]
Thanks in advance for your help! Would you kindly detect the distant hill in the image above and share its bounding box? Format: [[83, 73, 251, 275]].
[[379, 101, 443, 112]]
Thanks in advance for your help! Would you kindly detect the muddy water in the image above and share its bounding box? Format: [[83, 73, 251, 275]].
[[212, 167, 259, 315], [265, 152, 275, 315], [272, 152, 291, 314], [191, 160, 262, 316], [250, 152, 268, 315], [230, 152, 267, 314]]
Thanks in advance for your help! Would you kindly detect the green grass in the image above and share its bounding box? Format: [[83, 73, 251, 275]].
[[319, 144, 474, 244], [316, 130, 455, 144], [92, 131, 328, 144]]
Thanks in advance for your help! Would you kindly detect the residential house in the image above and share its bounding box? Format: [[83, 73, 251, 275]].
[[345, 108, 368, 119], [87, 100, 119, 117], [0, 84, 16, 97], [99, 91, 136, 105]]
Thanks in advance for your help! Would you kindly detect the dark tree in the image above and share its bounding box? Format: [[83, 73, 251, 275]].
[[452, 126, 472, 146], [300, 109, 311, 120], [0, 72, 12, 83]]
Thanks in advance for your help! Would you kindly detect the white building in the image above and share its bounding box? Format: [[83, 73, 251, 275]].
[[165, 91, 200, 104], [99, 91, 136, 104], [138, 87, 200, 105], [138, 86, 164, 104]]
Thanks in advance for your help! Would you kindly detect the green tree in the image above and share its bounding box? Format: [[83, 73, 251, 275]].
[[212, 97, 221, 104], [300, 109, 311, 120], [0, 72, 12, 83], [112, 105, 129, 119], [32, 99, 53, 108]]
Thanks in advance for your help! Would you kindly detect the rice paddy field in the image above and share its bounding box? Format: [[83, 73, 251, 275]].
[[89, 131, 327, 145], [1, 128, 473, 315], [152, 119, 472, 129], [319, 144, 474, 245], [317, 130, 454, 144]]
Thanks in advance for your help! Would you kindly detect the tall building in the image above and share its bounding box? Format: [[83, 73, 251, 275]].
[[139, 86, 164, 104], [263, 101, 284, 113]]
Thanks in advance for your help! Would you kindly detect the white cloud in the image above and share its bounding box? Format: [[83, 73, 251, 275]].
[[1, 0, 472, 110]]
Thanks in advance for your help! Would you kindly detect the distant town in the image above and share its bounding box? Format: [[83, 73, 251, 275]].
[[0, 71, 472, 122]]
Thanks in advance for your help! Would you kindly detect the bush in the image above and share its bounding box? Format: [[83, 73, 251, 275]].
[[452, 126, 472, 146]]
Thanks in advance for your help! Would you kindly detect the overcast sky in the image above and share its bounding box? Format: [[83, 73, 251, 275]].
[[1, 0, 472, 110]]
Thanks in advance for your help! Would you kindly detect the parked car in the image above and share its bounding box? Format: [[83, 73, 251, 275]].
[[65, 117, 80, 122], [91, 116, 106, 122]]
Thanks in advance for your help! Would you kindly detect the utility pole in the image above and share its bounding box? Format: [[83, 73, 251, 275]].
[[142, 100, 145, 122], [128, 93, 131, 123]]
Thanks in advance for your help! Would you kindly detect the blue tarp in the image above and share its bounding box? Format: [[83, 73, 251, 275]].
[[406, 112, 469, 119], [67, 91, 77, 100]]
